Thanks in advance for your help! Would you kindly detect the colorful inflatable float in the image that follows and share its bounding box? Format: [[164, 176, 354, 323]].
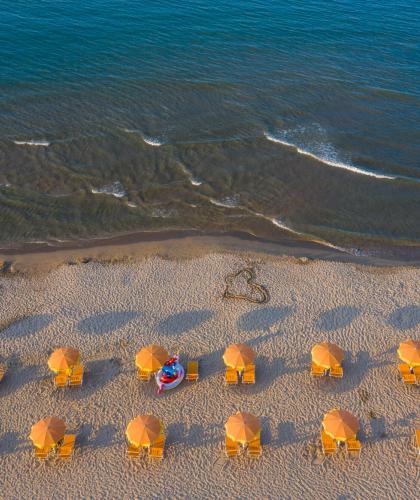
[[155, 355, 184, 394]]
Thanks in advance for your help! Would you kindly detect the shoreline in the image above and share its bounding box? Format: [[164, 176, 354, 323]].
[[1, 229, 420, 274]]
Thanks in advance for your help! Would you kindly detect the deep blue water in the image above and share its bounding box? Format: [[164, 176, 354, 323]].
[[0, 1, 419, 254]]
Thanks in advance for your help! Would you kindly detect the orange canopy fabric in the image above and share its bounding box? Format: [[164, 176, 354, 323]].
[[225, 412, 260, 444], [397, 339, 420, 367], [126, 415, 161, 447], [29, 417, 66, 449], [48, 347, 80, 374], [322, 409, 359, 442], [135, 345, 168, 372], [223, 343, 255, 370], [311, 342, 344, 369]]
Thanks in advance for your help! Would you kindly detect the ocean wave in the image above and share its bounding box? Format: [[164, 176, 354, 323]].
[[91, 181, 126, 198], [142, 135, 165, 147], [263, 132, 397, 180], [209, 196, 240, 208], [13, 139, 50, 147], [177, 162, 203, 186]]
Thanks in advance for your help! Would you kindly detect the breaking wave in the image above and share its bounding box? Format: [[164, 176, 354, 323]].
[[13, 139, 50, 147], [91, 181, 127, 198]]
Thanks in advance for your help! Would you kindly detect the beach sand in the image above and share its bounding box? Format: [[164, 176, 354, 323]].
[[0, 252, 419, 499]]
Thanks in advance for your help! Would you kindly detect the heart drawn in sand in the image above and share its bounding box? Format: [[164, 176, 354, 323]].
[[223, 268, 269, 304]]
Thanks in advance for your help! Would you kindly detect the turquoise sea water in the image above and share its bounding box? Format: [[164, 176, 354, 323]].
[[0, 1, 419, 256]]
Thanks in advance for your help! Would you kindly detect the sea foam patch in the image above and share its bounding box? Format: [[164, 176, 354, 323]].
[[91, 181, 127, 198], [13, 140, 50, 147]]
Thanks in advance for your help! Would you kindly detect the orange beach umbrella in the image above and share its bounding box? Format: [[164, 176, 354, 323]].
[[225, 412, 260, 444], [126, 415, 162, 447], [397, 339, 420, 367], [29, 417, 66, 449], [322, 409, 359, 442], [223, 343, 255, 371], [311, 342, 344, 369], [48, 347, 80, 374], [135, 345, 168, 373]]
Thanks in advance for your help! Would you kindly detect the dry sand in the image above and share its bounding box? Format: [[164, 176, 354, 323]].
[[0, 253, 419, 499]]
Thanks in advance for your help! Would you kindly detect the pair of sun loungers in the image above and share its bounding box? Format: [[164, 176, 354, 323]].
[[34, 435, 76, 460], [225, 433, 261, 458], [225, 364, 256, 385], [311, 362, 343, 378], [320, 430, 361, 457], [54, 365, 84, 388], [399, 363, 420, 385], [127, 434, 166, 460]]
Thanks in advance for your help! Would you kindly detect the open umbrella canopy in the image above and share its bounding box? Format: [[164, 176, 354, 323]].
[[311, 342, 344, 369], [322, 409, 359, 442], [48, 347, 80, 374], [225, 412, 260, 444], [223, 343, 255, 370], [397, 339, 420, 367], [126, 415, 161, 447], [29, 417, 66, 449], [135, 344, 168, 372]]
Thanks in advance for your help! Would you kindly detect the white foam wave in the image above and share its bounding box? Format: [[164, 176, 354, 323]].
[[264, 132, 397, 180], [143, 135, 165, 147], [209, 196, 240, 208], [177, 162, 203, 186], [13, 140, 50, 147], [91, 181, 126, 198]]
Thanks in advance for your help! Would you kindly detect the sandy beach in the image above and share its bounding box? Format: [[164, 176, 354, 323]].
[[0, 250, 419, 499]]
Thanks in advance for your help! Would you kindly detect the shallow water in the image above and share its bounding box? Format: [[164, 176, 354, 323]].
[[0, 1, 419, 256]]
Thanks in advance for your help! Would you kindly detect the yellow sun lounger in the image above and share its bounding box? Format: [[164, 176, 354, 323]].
[[58, 435, 76, 459], [399, 364, 416, 385], [69, 365, 84, 387], [186, 361, 199, 381], [242, 364, 256, 384], [0, 368, 5, 382], [346, 438, 361, 457], [247, 434, 261, 458], [413, 367, 420, 384], [225, 367, 238, 385], [415, 429, 420, 455], [321, 430, 337, 455], [137, 368, 151, 381], [330, 365, 344, 378], [127, 444, 141, 458], [54, 373, 68, 388], [225, 435, 239, 458], [34, 447, 49, 460], [311, 362, 326, 377], [149, 434, 165, 460]]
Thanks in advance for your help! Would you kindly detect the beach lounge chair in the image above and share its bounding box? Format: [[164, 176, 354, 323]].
[[242, 364, 256, 384], [225, 435, 239, 458], [346, 438, 361, 457], [58, 435, 76, 459], [398, 364, 415, 384], [54, 373, 68, 388], [69, 365, 83, 387], [311, 362, 326, 377], [225, 367, 238, 385], [330, 365, 344, 378], [34, 447, 49, 460], [0, 367, 5, 382], [137, 368, 151, 381], [186, 361, 199, 381], [415, 430, 420, 455], [149, 434, 165, 460], [127, 444, 141, 458], [321, 430, 336, 455], [247, 434, 261, 458]]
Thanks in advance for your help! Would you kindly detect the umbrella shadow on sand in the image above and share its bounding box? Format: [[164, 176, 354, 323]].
[[0, 431, 30, 456], [0, 314, 53, 339], [0, 355, 40, 398], [238, 306, 294, 332], [77, 311, 140, 336], [76, 423, 121, 450], [315, 306, 361, 331], [387, 305, 420, 330], [157, 310, 214, 337]]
